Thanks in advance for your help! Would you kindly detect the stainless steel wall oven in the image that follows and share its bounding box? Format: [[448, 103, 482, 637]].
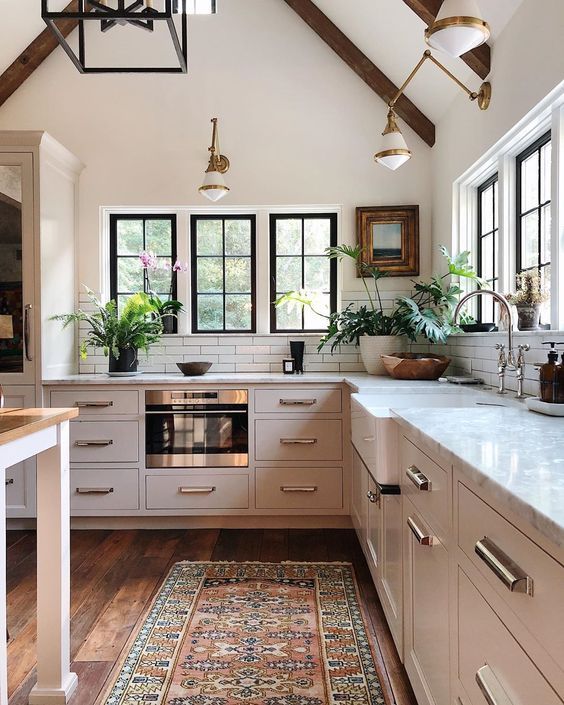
[[145, 390, 248, 468]]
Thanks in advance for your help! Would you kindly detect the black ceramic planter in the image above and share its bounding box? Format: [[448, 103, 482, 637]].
[[109, 347, 138, 375]]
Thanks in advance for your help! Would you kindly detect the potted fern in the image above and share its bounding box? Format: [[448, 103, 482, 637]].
[[52, 289, 164, 375]]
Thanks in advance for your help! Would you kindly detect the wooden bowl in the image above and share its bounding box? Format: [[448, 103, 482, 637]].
[[380, 352, 451, 380], [176, 362, 213, 376]]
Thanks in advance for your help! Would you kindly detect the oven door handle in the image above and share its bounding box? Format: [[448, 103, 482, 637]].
[[145, 410, 247, 415]]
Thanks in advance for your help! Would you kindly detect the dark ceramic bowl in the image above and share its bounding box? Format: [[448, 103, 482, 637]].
[[460, 323, 497, 333], [176, 362, 213, 376]]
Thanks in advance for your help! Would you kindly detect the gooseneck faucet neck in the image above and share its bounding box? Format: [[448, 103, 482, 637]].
[[453, 290, 514, 357]]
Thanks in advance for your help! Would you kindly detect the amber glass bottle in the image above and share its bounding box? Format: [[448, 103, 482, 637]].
[[539, 343, 561, 403]]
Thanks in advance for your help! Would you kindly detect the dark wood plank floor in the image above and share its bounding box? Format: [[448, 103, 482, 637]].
[[6, 529, 416, 705]]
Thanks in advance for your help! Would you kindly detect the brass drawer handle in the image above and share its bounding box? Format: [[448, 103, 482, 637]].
[[279, 398, 317, 406], [476, 665, 514, 705], [280, 438, 317, 445], [76, 487, 114, 494], [407, 516, 433, 546], [280, 486, 317, 492], [475, 537, 533, 596], [5, 478, 14, 486], [74, 440, 114, 447], [75, 401, 114, 408], [178, 486, 216, 494], [406, 464, 432, 491]]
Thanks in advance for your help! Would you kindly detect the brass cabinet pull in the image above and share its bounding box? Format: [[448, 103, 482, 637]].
[[24, 303, 33, 362], [76, 487, 114, 494], [5, 478, 14, 486], [406, 464, 432, 491], [75, 401, 114, 408], [74, 440, 113, 447], [280, 486, 317, 493], [407, 516, 433, 546], [178, 486, 216, 494], [280, 438, 317, 445], [279, 398, 317, 406], [475, 537, 534, 596], [476, 665, 514, 705]]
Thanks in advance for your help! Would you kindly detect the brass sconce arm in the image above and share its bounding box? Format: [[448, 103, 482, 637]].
[[205, 117, 230, 174], [389, 50, 491, 112]]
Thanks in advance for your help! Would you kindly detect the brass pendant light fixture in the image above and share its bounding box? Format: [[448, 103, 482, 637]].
[[199, 118, 230, 202], [374, 50, 491, 171], [425, 0, 490, 58]]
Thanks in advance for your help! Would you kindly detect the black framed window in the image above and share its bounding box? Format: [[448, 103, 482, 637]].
[[477, 173, 499, 322], [187, 0, 216, 13], [110, 214, 177, 324], [190, 215, 256, 333], [270, 213, 337, 332], [516, 131, 552, 320]]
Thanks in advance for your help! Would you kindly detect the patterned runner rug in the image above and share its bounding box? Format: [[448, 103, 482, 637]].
[[100, 562, 386, 705]]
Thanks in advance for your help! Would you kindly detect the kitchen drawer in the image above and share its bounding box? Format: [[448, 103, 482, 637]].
[[70, 421, 139, 463], [5, 465, 26, 510], [256, 467, 343, 509], [400, 436, 448, 534], [51, 389, 139, 415], [254, 388, 342, 414], [458, 568, 562, 705], [146, 474, 249, 510], [255, 419, 342, 461], [458, 481, 564, 659], [71, 469, 139, 511]]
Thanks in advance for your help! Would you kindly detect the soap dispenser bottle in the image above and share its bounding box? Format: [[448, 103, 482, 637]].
[[539, 342, 562, 403]]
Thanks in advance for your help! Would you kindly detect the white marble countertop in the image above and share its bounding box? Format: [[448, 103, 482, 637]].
[[392, 405, 564, 550]]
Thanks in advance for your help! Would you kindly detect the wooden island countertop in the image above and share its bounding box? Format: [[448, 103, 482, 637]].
[[0, 408, 78, 446]]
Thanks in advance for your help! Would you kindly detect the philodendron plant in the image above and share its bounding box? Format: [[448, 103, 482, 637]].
[[275, 244, 484, 350]]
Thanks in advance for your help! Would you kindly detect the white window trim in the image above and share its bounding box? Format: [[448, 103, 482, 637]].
[[454, 81, 564, 329], [100, 204, 342, 335]]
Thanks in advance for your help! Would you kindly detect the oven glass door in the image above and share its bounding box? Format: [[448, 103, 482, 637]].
[[146, 411, 248, 467]]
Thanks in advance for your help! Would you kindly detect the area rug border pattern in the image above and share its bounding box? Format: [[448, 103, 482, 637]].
[[98, 560, 386, 705]]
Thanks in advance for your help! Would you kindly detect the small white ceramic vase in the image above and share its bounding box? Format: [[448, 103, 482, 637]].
[[359, 335, 406, 375]]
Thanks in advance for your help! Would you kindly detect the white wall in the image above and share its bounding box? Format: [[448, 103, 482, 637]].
[[0, 0, 433, 307], [431, 0, 564, 271]]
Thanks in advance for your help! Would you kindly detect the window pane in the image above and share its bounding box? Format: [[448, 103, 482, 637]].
[[541, 142, 552, 203], [117, 258, 143, 292], [197, 258, 223, 293], [145, 220, 172, 255], [275, 300, 302, 330], [276, 257, 302, 292], [117, 220, 143, 255], [276, 220, 302, 255], [480, 234, 494, 281], [540, 204, 551, 265], [540, 265, 551, 323], [482, 297, 495, 324], [304, 218, 331, 254], [197, 220, 223, 255], [225, 295, 252, 330], [147, 258, 172, 293], [225, 258, 251, 293], [304, 294, 330, 330], [117, 294, 133, 316], [225, 220, 251, 256], [198, 295, 223, 330], [521, 152, 539, 211], [493, 181, 499, 229], [305, 256, 330, 291], [481, 185, 493, 233], [521, 211, 539, 268]]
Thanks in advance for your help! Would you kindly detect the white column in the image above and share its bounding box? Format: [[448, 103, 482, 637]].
[[0, 466, 7, 705], [29, 421, 77, 705]]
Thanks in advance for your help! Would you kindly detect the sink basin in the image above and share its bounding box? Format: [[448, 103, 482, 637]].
[[351, 391, 512, 486]]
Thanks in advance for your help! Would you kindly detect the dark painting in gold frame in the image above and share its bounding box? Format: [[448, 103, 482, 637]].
[[356, 205, 419, 276]]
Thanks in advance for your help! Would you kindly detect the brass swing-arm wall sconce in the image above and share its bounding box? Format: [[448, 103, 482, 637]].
[[375, 49, 491, 170], [198, 117, 231, 202]]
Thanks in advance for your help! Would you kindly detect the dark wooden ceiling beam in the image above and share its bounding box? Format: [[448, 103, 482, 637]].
[[0, 1, 79, 110], [283, 0, 435, 147], [402, 0, 491, 79]]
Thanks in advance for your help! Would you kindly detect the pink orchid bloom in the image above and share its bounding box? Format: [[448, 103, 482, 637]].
[[139, 251, 158, 269], [172, 259, 188, 272]]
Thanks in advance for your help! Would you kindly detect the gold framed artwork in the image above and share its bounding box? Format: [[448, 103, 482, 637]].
[[356, 205, 419, 276]]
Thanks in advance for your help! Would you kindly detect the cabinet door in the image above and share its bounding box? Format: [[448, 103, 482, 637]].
[[351, 449, 368, 546], [3, 385, 36, 517], [404, 498, 450, 705], [0, 153, 35, 385], [366, 475, 381, 573], [377, 493, 403, 657]]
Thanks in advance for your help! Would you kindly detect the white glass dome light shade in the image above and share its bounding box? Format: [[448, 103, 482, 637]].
[[425, 0, 490, 57], [198, 168, 230, 202], [374, 110, 412, 171]]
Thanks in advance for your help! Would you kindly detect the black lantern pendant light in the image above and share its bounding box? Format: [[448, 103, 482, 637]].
[[41, 0, 188, 73]]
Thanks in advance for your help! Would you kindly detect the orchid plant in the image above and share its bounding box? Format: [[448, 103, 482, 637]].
[[139, 251, 186, 318]]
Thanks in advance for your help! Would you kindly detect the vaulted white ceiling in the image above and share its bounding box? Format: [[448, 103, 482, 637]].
[[0, 0, 524, 124]]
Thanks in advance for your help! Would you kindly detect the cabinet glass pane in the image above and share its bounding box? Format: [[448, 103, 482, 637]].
[[0, 165, 23, 373]]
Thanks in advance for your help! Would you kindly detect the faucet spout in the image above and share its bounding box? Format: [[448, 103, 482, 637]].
[[453, 290, 514, 355]]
